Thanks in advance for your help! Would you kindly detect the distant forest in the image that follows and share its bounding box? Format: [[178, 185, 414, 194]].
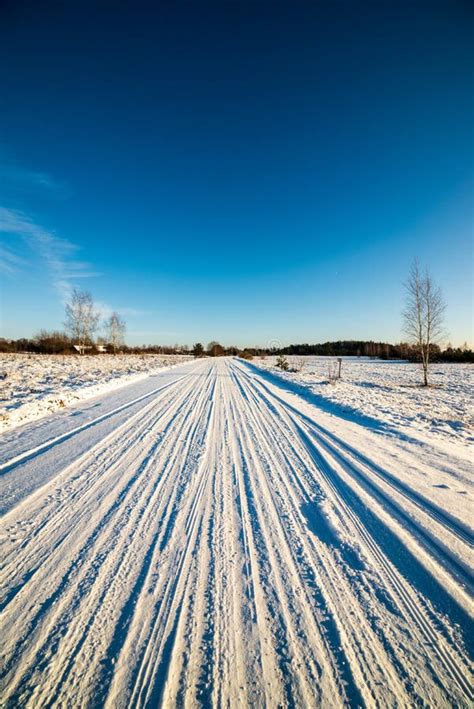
[[0, 335, 472, 363], [274, 340, 473, 362]]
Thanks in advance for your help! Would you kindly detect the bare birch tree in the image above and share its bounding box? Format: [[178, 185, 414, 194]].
[[64, 289, 100, 354], [105, 311, 126, 354], [403, 262, 445, 386]]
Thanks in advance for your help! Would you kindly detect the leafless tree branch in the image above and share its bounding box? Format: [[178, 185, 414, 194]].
[[402, 262, 446, 385]]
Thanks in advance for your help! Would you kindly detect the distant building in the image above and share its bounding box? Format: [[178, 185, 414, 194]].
[[73, 344, 92, 354]]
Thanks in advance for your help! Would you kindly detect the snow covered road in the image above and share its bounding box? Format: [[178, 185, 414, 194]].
[[0, 357, 472, 707]]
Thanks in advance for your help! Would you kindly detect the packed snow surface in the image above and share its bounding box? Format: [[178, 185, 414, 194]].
[[0, 357, 472, 707], [0, 353, 192, 431]]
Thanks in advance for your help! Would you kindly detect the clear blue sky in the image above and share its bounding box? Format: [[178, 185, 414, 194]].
[[1, 0, 473, 347]]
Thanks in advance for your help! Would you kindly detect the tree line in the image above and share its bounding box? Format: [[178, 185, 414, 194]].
[[265, 341, 473, 362], [1, 334, 471, 363], [1, 266, 472, 375]]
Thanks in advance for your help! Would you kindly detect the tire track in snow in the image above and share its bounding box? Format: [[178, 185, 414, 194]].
[[0, 358, 472, 707], [0, 374, 188, 476], [0, 363, 207, 602], [0, 360, 214, 706], [52, 362, 217, 708], [235, 361, 473, 595], [227, 363, 408, 706], [231, 359, 473, 704], [124, 376, 219, 707], [241, 362, 473, 548]]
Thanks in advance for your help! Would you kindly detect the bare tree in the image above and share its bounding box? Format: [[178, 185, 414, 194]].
[[64, 289, 100, 354], [207, 341, 224, 357], [294, 357, 306, 373], [105, 311, 126, 354], [403, 262, 445, 386]]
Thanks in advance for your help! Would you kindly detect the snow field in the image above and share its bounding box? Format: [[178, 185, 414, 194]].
[[0, 353, 193, 431], [254, 356, 473, 446]]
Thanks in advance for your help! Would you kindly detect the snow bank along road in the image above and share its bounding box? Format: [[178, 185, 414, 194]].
[[0, 358, 472, 707]]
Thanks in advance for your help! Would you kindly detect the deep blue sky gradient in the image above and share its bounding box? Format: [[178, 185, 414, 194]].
[[1, 1, 473, 346]]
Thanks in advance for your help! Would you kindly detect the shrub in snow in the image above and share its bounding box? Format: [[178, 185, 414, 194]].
[[276, 355, 289, 371]]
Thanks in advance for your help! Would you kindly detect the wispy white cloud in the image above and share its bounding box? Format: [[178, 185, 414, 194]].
[[0, 207, 100, 301], [0, 244, 27, 275], [0, 164, 67, 196], [0, 207, 142, 325], [95, 302, 147, 321]]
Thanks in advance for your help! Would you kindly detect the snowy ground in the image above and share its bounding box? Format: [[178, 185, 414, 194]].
[[0, 357, 472, 707], [254, 356, 473, 446], [0, 353, 193, 432]]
